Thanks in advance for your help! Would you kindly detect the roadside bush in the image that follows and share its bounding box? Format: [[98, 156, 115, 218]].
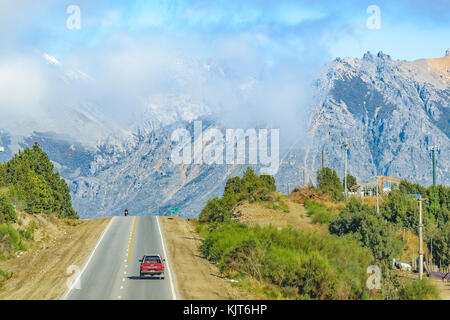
[[329, 198, 402, 265], [0, 224, 26, 258], [199, 195, 237, 223], [398, 279, 440, 300], [200, 222, 374, 299], [0, 269, 13, 288]]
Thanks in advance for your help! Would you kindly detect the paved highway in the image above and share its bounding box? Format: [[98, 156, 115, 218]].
[[62, 216, 178, 300]]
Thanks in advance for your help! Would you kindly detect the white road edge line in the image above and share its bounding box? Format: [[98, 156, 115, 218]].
[[60, 216, 116, 300], [155, 216, 178, 300]]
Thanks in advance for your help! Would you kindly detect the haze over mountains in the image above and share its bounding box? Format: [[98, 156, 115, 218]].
[[0, 50, 448, 218]]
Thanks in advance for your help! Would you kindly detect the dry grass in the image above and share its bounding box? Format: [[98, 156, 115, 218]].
[[233, 195, 327, 234], [0, 213, 110, 300]]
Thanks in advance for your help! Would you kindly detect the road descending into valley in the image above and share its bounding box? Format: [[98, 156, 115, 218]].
[[61, 216, 178, 300]]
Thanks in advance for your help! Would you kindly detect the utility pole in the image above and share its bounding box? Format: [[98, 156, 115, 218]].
[[303, 168, 306, 187], [430, 146, 439, 186], [344, 138, 349, 199], [287, 183, 290, 195], [409, 194, 427, 280], [418, 196, 425, 280]]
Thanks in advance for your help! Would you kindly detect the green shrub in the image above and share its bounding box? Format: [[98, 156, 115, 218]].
[[199, 195, 237, 223], [0, 224, 26, 258], [304, 200, 332, 224], [398, 279, 440, 300], [0, 269, 13, 288], [0, 193, 17, 223], [304, 199, 326, 214], [200, 222, 374, 299], [430, 221, 450, 266], [311, 210, 333, 224], [329, 198, 402, 265], [200, 167, 278, 223], [18, 221, 37, 241]]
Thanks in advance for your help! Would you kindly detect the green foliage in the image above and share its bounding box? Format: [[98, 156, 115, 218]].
[[0, 269, 13, 288], [329, 198, 402, 264], [224, 176, 244, 198], [260, 175, 276, 192], [381, 189, 419, 229], [382, 183, 448, 265], [18, 221, 37, 241], [199, 195, 237, 223], [398, 279, 440, 300], [0, 163, 6, 187], [241, 167, 276, 198], [430, 221, 450, 266], [2, 143, 78, 218], [200, 222, 374, 299], [0, 193, 17, 223], [398, 180, 426, 195], [397, 181, 449, 225], [304, 199, 333, 224], [311, 210, 333, 224], [201, 167, 277, 223], [317, 167, 344, 201], [0, 224, 26, 258], [344, 174, 357, 191]]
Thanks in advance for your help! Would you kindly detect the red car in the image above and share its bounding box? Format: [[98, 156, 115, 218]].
[[139, 254, 165, 279]]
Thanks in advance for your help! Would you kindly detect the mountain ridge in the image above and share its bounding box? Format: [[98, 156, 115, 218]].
[[0, 50, 448, 218]]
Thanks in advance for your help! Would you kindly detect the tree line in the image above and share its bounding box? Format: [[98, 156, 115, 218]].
[[0, 142, 78, 223]]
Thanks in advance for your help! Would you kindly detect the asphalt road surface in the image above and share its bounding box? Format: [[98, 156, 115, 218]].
[[62, 216, 178, 300]]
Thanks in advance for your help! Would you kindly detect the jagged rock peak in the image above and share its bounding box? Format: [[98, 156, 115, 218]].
[[362, 51, 374, 61], [362, 51, 392, 62], [376, 51, 391, 60]]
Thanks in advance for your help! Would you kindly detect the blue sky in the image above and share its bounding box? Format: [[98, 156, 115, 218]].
[[1, 0, 449, 62]]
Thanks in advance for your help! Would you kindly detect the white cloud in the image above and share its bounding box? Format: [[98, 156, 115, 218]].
[[43, 53, 60, 65]]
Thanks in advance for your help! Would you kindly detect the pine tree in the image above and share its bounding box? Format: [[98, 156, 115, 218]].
[[317, 167, 344, 201], [3, 143, 78, 218]]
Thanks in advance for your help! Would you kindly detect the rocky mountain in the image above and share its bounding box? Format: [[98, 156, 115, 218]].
[[305, 51, 449, 187], [0, 51, 448, 218]]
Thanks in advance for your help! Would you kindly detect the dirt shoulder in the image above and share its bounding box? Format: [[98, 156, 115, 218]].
[[0, 216, 110, 300], [159, 216, 253, 300]]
